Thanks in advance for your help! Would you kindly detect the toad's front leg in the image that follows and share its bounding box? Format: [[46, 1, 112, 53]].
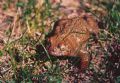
[[78, 50, 90, 70]]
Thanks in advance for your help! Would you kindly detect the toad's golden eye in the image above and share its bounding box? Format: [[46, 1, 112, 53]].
[[46, 15, 99, 70]]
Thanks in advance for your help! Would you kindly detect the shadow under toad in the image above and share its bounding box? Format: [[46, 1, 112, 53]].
[[35, 43, 82, 69]]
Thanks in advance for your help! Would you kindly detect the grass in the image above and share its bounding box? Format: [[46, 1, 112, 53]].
[[0, 0, 120, 82], [89, 0, 120, 82], [1, 0, 64, 82]]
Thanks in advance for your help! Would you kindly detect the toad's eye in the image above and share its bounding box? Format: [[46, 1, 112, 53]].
[[57, 43, 61, 48]]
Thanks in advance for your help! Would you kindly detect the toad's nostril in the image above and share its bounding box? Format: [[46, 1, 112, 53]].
[[45, 40, 51, 48]]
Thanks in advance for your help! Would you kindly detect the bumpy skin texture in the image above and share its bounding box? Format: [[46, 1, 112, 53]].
[[46, 15, 99, 70]]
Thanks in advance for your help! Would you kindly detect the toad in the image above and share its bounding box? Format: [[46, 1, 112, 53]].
[[46, 15, 99, 70]]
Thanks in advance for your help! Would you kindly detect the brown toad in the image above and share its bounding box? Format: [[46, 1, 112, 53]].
[[46, 15, 99, 70]]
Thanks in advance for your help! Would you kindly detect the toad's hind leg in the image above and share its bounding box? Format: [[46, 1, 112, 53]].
[[78, 50, 90, 70]]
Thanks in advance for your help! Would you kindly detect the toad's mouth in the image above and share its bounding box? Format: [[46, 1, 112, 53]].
[[48, 45, 70, 56]]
